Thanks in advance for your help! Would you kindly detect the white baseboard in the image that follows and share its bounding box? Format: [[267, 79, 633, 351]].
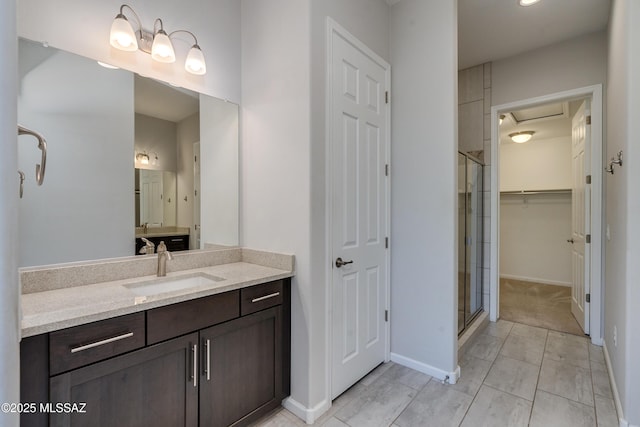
[[499, 274, 571, 287], [601, 340, 637, 427], [390, 353, 460, 384], [282, 396, 330, 425]]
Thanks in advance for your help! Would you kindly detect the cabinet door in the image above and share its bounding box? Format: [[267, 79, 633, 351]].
[[50, 333, 199, 427], [200, 307, 282, 427]]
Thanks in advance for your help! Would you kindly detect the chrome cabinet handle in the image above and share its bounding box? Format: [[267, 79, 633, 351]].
[[335, 257, 354, 268], [70, 332, 134, 354], [192, 344, 198, 387], [567, 238, 575, 243], [204, 339, 211, 381], [251, 292, 280, 303]]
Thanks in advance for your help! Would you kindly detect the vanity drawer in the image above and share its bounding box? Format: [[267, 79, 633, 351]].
[[147, 290, 239, 344], [49, 312, 146, 375], [241, 280, 284, 316]]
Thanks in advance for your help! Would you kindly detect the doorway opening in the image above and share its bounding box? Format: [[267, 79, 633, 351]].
[[498, 98, 588, 336], [490, 85, 603, 344]]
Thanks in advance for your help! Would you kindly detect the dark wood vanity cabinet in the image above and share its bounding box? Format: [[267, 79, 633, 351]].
[[200, 307, 282, 427], [20, 278, 291, 427], [49, 333, 199, 427], [135, 234, 190, 255]]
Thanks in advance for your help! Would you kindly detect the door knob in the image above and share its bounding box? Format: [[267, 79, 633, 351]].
[[335, 257, 354, 268], [567, 238, 575, 243]]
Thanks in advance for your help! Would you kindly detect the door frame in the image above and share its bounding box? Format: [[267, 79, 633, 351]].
[[490, 84, 603, 345], [325, 17, 391, 401]]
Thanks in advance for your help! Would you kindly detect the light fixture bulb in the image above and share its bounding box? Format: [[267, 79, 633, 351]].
[[185, 45, 207, 75], [519, 0, 541, 6], [151, 30, 176, 63], [509, 131, 535, 143], [110, 14, 138, 51]]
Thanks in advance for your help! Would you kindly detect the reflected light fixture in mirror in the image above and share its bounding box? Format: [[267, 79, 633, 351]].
[[109, 4, 206, 75], [509, 131, 535, 143], [136, 152, 150, 165]]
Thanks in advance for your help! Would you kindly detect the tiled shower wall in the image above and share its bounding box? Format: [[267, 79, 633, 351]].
[[458, 63, 492, 315]]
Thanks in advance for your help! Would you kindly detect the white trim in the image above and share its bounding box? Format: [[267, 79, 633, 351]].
[[282, 396, 330, 425], [391, 353, 460, 384], [499, 274, 572, 287], [490, 84, 604, 345], [325, 17, 392, 403], [602, 340, 633, 427]]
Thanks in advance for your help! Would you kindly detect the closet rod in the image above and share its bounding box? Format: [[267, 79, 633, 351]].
[[500, 189, 571, 195]]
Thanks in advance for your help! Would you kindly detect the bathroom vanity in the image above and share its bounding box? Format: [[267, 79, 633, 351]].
[[19, 248, 293, 427]]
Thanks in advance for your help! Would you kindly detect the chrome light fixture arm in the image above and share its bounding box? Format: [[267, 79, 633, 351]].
[[118, 4, 144, 39]]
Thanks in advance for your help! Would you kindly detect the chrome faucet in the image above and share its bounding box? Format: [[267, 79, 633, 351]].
[[139, 237, 155, 255], [156, 241, 173, 277]]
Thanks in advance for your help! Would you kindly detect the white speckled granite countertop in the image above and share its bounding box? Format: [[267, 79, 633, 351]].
[[20, 248, 294, 338]]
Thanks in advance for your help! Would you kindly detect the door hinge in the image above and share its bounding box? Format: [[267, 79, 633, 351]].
[[385, 164, 389, 176], [586, 234, 591, 244], [586, 115, 591, 125], [586, 293, 591, 303], [586, 175, 591, 184], [385, 310, 389, 322], [385, 237, 389, 249], [385, 91, 389, 104]]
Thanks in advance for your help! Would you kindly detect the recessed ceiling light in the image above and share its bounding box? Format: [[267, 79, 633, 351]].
[[519, 0, 541, 6]]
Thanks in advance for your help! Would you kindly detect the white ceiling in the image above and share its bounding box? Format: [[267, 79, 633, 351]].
[[134, 75, 199, 123], [457, 0, 610, 69], [499, 100, 587, 144]]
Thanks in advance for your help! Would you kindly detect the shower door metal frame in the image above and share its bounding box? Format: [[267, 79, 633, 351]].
[[458, 151, 484, 336]]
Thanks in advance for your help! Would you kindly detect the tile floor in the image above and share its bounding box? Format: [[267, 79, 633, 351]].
[[252, 320, 618, 427]]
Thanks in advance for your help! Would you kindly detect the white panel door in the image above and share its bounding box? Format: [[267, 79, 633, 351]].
[[140, 169, 164, 227], [570, 100, 590, 334], [330, 27, 389, 399]]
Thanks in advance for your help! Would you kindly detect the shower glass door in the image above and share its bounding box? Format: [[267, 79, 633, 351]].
[[458, 153, 484, 334]]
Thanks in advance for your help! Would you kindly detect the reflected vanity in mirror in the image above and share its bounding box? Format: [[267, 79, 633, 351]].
[[17, 38, 239, 267]]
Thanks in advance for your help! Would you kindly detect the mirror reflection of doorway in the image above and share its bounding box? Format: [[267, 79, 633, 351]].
[[193, 142, 201, 250]]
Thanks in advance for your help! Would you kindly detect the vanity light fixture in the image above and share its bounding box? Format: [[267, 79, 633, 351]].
[[519, 0, 541, 6], [509, 131, 535, 143], [136, 152, 150, 165], [499, 114, 505, 125], [109, 4, 207, 75]]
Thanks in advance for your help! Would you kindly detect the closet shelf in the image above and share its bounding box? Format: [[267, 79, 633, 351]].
[[500, 189, 571, 195]]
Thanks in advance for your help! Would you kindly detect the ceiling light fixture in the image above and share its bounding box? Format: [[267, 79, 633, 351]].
[[509, 131, 535, 143], [109, 4, 206, 75], [519, 0, 541, 6]]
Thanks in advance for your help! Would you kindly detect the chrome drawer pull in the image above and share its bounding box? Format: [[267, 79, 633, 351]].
[[205, 339, 211, 381], [70, 332, 134, 354], [192, 344, 198, 387], [251, 292, 280, 303]]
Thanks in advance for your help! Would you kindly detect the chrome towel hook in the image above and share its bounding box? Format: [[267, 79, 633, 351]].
[[18, 171, 25, 199], [605, 150, 623, 175], [18, 124, 47, 186]]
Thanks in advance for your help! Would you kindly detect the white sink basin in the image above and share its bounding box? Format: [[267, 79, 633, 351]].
[[125, 273, 225, 296]]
